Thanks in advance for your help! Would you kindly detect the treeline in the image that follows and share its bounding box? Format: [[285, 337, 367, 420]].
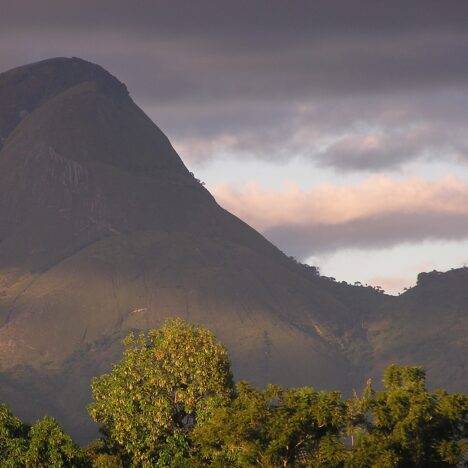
[[1, 319, 466, 467]]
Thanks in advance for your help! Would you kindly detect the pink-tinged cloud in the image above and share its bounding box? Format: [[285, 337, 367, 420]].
[[213, 176, 468, 257], [368, 275, 413, 295]]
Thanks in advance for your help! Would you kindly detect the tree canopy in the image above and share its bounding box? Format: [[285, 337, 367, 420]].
[[25, 416, 86, 467], [88, 318, 233, 466], [348, 365, 468, 467], [0, 318, 466, 467], [192, 381, 347, 466], [0, 404, 29, 467]]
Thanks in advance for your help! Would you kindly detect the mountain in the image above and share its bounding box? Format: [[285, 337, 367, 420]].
[[365, 268, 468, 391], [0, 58, 466, 441]]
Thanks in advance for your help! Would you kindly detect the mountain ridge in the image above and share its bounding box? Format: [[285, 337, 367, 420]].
[[0, 58, 466, 441]]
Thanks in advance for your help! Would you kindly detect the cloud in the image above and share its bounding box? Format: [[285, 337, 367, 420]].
[[213, 176, 468, 257], [1, 1, 468, 171], [368, 275, 413, 295], [165, 92, 468, 171], [317, 124, 460, 172]]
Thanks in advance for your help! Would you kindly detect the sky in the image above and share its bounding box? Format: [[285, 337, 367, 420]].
[[1, 0, 467, 294]]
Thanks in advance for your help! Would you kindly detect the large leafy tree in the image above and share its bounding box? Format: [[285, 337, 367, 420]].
[[349, 365, 468, 467], [193, 381, 347, 467], [88, 318, 234, 466], [25, 416, 86, 467]]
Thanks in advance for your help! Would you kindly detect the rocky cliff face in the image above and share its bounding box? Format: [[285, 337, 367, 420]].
[[0, 58, 466, 441]]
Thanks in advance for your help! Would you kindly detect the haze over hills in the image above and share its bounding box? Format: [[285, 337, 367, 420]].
[[0, 58, 466, 441]]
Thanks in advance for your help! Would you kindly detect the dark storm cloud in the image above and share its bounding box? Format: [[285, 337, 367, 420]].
[[3, 1, 467, 38], [1, 0, 467, 170]]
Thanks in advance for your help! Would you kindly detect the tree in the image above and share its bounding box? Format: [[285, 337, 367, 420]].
[[88, 453, 123, 467], [24, 416, 86, 467], [0, 404, 29, 467], [84, 438, 124, 467], [348, 365, 468, 467], [88, 318, 234, 466], [193, 381, 347, 467]]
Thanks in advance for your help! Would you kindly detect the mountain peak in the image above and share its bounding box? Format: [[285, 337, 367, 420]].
[[0, 57, 188, 176], [0, 57, 129, 147]]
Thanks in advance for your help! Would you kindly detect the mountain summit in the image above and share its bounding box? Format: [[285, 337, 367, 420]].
[[0, 58, 466, 440]]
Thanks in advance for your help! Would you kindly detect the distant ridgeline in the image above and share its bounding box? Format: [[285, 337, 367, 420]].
[[290, 257, 387, 293]]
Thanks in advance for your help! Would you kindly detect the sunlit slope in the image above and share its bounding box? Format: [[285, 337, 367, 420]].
[[366, 268, 468, 392], [0, 57, 465, 440]]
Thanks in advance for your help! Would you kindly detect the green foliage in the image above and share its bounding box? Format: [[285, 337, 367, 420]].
[[90, 453, 123, 468], [0, 404, 29, 466], [192, 363, 467, 467], [84, 438, 125, 467], [0, 317, 466, 468], [348, 364, 468, 467], [88, 318, 234, 466], [155, 430, 190, 467], [25, 416, 86, 467], [193, 381, 347, 466]]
